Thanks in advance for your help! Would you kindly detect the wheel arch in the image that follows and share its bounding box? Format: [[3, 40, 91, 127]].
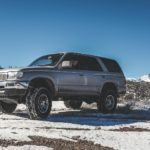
[[101, 82, 118, 96], [28, 77, 56, 97]]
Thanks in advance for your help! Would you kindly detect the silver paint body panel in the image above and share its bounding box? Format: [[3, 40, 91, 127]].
[[0, 52, 126, 102]]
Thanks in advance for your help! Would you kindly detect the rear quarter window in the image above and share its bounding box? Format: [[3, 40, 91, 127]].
[[100, 57, 122, 73]]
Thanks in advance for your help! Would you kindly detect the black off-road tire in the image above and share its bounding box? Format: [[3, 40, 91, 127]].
[[0, 102, 17, 114], [26, 87, 52, 120], [97, 90, 117, 113], [64, 100, 82, 109]]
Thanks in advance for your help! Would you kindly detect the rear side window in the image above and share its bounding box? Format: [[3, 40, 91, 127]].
[[101, 57, 122, 73], [77, 56, 102, 71]]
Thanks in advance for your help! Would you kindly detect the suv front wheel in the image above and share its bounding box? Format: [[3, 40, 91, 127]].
[[26, 87, 52, 120], [97, 90, 117, 113]]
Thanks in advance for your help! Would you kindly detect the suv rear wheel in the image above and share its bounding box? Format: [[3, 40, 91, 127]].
[[0, 102, 17, 114], [64, 100, 82, 109], [26, 87, 52, 120], [97, 90, 117, 113]]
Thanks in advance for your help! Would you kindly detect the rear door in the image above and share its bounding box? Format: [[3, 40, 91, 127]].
[[76, 55, 104, 95]]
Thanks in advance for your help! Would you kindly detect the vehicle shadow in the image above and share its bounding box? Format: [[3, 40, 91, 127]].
[[46, 108, 150, 126], [13, 106, 150, 127]]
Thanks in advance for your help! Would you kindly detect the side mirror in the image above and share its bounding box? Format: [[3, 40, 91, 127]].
[[61, 61, 72, 68]]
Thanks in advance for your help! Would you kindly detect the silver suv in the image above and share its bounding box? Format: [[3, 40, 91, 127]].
[[0, 52, 126, 119]]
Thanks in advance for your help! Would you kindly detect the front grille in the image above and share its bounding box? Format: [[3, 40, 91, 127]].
[[0, 73, 7, 81], [0, 94, 7, 99]]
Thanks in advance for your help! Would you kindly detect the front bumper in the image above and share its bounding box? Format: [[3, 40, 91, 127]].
[[0, 81, 29, 103]]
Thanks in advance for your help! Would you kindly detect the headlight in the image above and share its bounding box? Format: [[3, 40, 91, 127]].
[[8, 72, 24, 80]]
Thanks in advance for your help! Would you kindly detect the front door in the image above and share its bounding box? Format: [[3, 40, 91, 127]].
[[57, 54, 86, 95], [75, 56, 103, 95]]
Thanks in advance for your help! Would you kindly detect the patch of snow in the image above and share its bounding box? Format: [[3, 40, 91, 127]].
[[0, 145, 52, 150], [83, 130, 150, 150], [131, 101, 150, 111], [15, 101, 68, 112], [52, 101, 67, 111], [15, 104, 26, 112]]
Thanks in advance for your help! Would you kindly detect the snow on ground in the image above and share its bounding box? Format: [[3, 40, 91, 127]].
[[0, 101, 150, 150], [0, 145, 52, 150]]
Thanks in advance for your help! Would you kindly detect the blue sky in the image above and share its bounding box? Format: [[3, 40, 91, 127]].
[[0, 0, 150, 78]]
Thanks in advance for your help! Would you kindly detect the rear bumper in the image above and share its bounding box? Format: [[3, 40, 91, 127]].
[[118, 90, 126, 95], [118, 86, 126, 96], [118, 88, 126, 97]]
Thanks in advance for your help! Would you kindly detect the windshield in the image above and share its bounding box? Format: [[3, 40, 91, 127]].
[[30, 53, 63, 67]]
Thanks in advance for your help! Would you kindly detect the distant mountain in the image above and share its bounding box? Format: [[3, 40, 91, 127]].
[[139, 74, 150, 82], [127, 78, 138, 82], [127, 74, 150, 83]]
